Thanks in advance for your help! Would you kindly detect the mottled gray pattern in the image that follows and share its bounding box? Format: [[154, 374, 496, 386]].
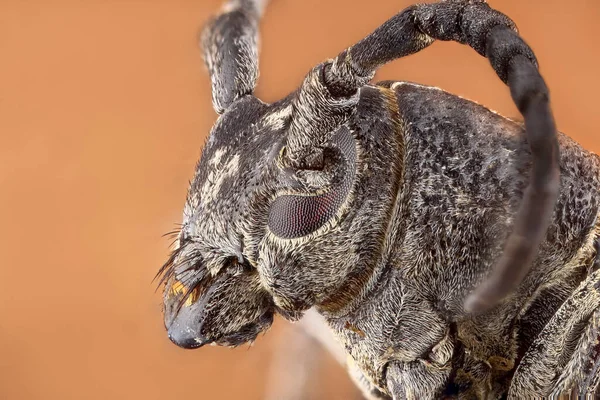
[[201, 0, 262, 114], [158, 0, 600, 398]]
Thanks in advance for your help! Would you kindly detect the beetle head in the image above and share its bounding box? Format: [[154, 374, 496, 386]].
[[159, 84, 370, 348]]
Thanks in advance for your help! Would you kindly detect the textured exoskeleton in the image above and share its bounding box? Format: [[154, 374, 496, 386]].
[[156, 0, 600, 398]]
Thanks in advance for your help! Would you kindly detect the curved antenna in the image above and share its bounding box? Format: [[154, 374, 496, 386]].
[[201, 0, 268, 114], [285, 1, 560, 314]]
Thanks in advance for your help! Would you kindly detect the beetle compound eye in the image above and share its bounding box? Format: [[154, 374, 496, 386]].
[[268, 190, 340, 238], [268, 126, 356, 239]]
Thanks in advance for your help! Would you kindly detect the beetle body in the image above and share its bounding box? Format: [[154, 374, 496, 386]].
[[308, 81, 600, 398], [157, 0, 600, 397]]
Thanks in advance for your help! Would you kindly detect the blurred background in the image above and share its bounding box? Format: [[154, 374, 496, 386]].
[[1, 0, 599, 399]]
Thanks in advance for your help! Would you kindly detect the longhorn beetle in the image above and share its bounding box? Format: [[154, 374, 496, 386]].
[[156, 0, 600, 398]]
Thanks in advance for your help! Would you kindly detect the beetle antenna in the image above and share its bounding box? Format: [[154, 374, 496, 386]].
[[201, 0, 268, 114]]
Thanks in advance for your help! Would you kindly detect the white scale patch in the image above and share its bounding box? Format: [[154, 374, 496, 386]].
[[201, 150, 240, 208], [262, 104, 292, 131], [209, 147, 227, 167]]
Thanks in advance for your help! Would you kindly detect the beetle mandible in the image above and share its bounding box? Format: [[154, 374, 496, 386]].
[[156, 0, 600, 397]]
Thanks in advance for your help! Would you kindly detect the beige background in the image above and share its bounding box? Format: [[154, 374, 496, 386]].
[[1, 0, 599, 399]]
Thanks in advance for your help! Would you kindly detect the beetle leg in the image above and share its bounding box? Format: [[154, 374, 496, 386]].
[[509, 268, 600, 398], [348, 361, 392, 400], [386, 360, 452, 400]]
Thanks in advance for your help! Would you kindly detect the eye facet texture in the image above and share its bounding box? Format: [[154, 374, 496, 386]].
[[269, 126, 356, 239]]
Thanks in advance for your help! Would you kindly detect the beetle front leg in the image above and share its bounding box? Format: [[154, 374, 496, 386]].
[[385, 331, 455, 400], [386, 361, 452, 400], [509, 267, 600, 397], [346, 358, 392, 400], [554, 306, 600, 397]]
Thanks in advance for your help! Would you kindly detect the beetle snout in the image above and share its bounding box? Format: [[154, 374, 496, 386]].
[[161, 262, 276, 349], [167, 320, 211, 349], [162, 278, 210, 349]]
